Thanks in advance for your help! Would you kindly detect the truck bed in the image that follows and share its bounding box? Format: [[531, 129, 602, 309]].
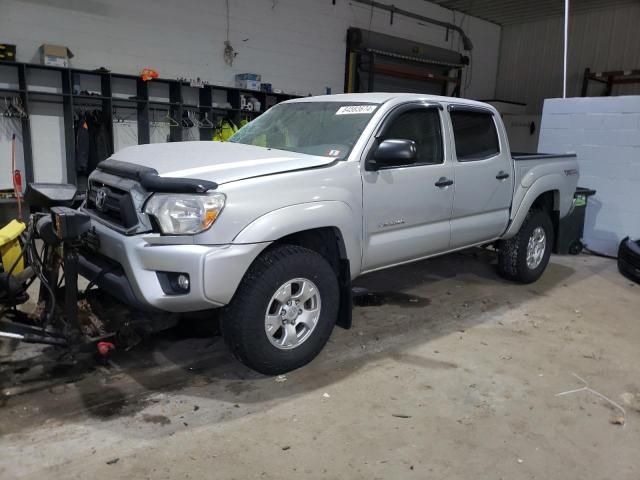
[[509, 151, 580, 224]]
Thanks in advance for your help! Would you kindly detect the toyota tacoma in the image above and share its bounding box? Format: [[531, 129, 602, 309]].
[[78, 93, 579, 374]]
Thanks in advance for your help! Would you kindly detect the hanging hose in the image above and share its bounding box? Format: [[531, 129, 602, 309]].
[[11, 134, 23, 220], [18, 218, 58, 324], [84, 264, 118, 293]]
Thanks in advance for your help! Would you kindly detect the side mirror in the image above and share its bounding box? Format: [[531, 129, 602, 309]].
[[368, 139, 417, 170]]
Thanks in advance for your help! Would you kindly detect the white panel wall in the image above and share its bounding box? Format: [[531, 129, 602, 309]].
[[1, 0, 499, 98], [495, 3, 640, 114], [0, 0, 500, 185], [28, 102, 66, 183], [0, 64, 23, 190], [0, 119, 24, 190], [538, 97, 640, 256]]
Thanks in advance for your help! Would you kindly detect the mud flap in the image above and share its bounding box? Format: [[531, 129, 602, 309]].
[[336, 259, 352, 329]]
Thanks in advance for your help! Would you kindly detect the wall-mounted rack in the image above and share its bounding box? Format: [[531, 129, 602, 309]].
[[581, 67, 640, 97], [0, 60, 298, 194]]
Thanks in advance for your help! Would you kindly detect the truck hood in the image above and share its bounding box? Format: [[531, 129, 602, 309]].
[[109, 141, 335, 185]]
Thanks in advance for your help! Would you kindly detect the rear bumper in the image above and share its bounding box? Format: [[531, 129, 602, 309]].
[[79, 221, 267, 313], [618, 237, 640, 284]]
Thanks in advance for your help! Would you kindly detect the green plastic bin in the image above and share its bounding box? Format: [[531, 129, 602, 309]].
[[556, 187, 597, 255]]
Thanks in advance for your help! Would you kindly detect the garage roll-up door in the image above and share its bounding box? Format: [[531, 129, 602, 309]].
[[345, 28, 468, 96]]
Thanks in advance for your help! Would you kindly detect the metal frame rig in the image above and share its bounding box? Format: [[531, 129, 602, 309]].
[[0, 184, 164, 359]]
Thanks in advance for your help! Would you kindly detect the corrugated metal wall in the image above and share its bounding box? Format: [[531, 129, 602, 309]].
[[495, 3, 640, 113]]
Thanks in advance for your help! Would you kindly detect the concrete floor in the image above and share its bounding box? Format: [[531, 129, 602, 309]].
[[1, 250, 639, 479]]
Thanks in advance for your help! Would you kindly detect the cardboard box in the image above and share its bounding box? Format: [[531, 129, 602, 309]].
[[235, 79, 261, 91], [40, 44, 74, 67], [0, 44, 16, 61]]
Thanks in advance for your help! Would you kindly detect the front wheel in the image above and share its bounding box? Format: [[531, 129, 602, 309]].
[[497, 209, 554, 284], [221, 245, 339, 375]]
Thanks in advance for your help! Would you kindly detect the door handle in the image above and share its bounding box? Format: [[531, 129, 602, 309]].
[[496, 171, 510, 180], [435, 177, 454, 188]]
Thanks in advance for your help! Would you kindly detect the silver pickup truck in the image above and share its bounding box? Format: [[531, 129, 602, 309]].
[[80, 93, 579, 374]]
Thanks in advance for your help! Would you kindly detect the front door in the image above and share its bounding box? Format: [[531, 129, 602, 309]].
[[361, 104, 454, 272], [447, 106, 514, 249]]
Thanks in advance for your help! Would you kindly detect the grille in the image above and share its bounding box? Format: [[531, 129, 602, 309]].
[[85, 182, 139, 229]]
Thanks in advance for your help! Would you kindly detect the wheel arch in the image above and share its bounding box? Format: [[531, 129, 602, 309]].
[[268, 227, 353, 330], [233, 201, 362, 275], [504, 174, 564, 240], [233, 202, 360, 329]]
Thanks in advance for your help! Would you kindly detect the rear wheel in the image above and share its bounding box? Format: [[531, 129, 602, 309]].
[[497, 209, 554, 284], [221, 244, 339, 375]]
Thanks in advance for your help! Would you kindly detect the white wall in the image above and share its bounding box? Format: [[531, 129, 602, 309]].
[[0, 118, 24, 190], [538, 96, 640, 256], [0, 0, 500, 185], [495, 2, 640, 114], [2, 0, 499, 98]]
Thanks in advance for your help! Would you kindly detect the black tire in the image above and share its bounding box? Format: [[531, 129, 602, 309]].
[[568, 240, 583, 255], [221, 244, 339, 375], [497, 209, 554, 284]]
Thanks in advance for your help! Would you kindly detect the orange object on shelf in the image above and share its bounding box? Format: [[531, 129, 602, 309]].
[[140, 68, 159, 82]]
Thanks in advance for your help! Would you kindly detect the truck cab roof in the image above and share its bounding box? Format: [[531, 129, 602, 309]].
[[285, 92, 496, 112]]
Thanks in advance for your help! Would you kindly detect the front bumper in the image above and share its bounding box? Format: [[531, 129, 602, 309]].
[[79, 221, 268, 313], [618, 237, 640, 284]]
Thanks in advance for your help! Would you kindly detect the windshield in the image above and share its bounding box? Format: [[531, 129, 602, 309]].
[[229, 102, 379, 159]]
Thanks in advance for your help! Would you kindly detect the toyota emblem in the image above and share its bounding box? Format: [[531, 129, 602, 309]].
[[95, 187, 109, 211]]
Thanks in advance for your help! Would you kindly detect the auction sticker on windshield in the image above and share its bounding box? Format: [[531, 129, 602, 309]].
[[336, 105, 377, 115]]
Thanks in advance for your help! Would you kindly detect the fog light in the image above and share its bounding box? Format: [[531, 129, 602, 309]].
[[157, 272, 191, 295], [177, 274, 190, 291]]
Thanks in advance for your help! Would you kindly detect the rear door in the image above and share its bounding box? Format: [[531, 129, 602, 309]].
[[361, 103, 454, 271], [447, 106, 514, 249]]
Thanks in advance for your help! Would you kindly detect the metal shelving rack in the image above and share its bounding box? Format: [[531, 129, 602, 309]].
[[581, 67, 640, 97], [0, 60, 298, 196]]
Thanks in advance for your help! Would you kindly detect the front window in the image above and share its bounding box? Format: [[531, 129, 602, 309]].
[[229, 102, 379, 159], [380, 108, 443, 165]]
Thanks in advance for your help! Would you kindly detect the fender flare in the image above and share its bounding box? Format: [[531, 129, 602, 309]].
[[233, 201, 363, 276], [503, 174, 565, 239]]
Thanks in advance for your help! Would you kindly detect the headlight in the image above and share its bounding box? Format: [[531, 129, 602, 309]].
[[144, 193, 226, 235]]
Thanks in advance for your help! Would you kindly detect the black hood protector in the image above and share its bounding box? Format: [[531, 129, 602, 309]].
[[97, 159, 218, 193]]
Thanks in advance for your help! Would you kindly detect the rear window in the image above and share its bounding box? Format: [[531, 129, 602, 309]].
[[450, 110, 499, 161]]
